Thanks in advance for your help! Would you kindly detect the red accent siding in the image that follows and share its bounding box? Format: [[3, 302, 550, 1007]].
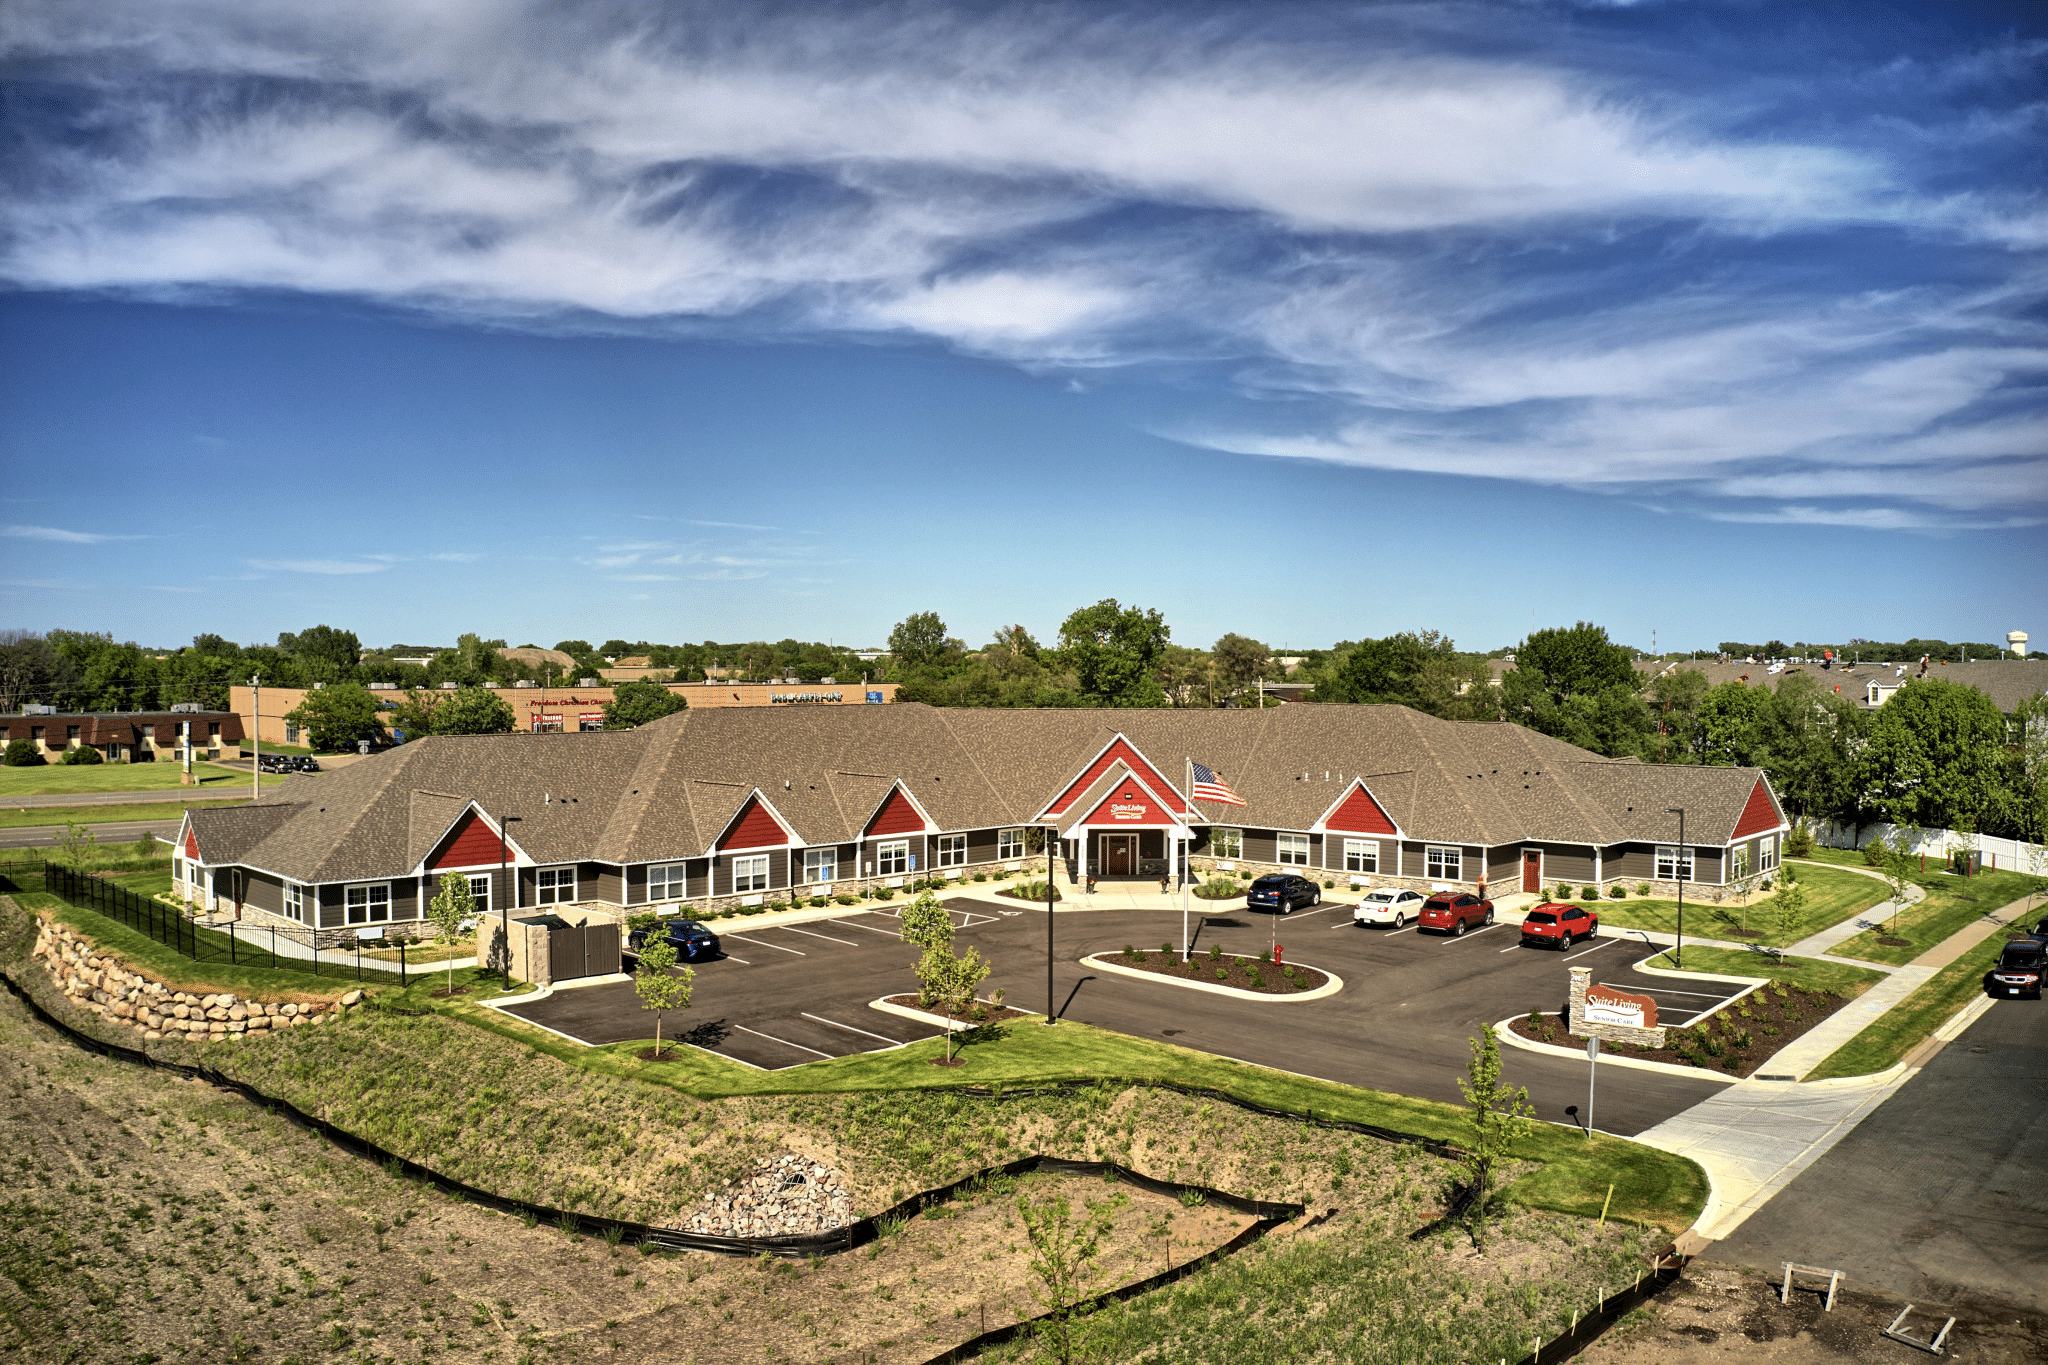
[[428, 809, 505, 870], [1077, 781, 1177, 828], [721, 797, 791, 850], [184, 829, 199, 860], [1731, 779, 1783, 840], [1325, 785, 1397, 835], [865, 788, 926, 837], [1046, 739, 1181, 816]]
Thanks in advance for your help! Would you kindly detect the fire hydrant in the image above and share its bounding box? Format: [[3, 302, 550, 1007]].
[[1273, 943, 1284, 966]]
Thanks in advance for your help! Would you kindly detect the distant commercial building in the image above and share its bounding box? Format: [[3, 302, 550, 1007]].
[[0, 706, 242, 763]]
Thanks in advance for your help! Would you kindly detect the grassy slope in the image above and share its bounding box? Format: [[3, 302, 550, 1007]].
[[1638, 945, 1885, 997], [0, 798, 252, 830], [1807, 931, 2013, 1080], [0, 762, 282, 796], [1566, 863, 1884, 942], [16, 888, 1710, 1231], [1832, 866, 2043, 966]]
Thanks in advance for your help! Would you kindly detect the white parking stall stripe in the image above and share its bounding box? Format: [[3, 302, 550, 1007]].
[[1564, 938, 1619, 960], [1442, 924, 1507, 942], [1281, 905, 1335, 921], [724, 933, 805, 956], [779, 926, 860, 947], [720, 956, 752, 965], [1606, 982, 1731, 999], [828, 918, 906, 938], [731, 1025, 833, 1059], [801, 1014, 904, 1046]]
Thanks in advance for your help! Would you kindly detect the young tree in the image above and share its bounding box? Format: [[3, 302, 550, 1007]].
[[1882, 827, 1920, 934], [427, 871, 476, 994], [1769, 879, 1808, 953], [283, 681, 384, 752], [1458, 1029, 1533, 1250], [920, 943, 993, 1063], [601, 680, 689, 729], [633, 934, 697, 1058], [899, 889, 954, 954], [1017, 1189, 1120, 1365]]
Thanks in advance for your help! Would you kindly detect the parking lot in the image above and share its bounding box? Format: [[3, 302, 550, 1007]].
[[500, 895, 1734, 1135]]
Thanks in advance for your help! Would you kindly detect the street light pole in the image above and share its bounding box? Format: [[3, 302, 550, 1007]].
[[498, 812, 522, 984], [1665, 806, 1687, 970], [248, 674, 260, 801], [1039, 817, 1062, 1025]]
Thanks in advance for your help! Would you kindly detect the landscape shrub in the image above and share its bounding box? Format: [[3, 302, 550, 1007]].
[[1257, 947, 1271, 964], [808, 896, 829, 908], [1579, 886, 1597, 901], [833, 893, 858, 905], [1214, 966, 1227, 981], [60, 745, 105, 766], [1247, 967, 1265, 988], [2, 738, 42, 766], [1607, 884, 1627, 899], [626, 912, 662, 932], [1785, 822, 1816, 858], [972, 872, 987, 882], [1122, 944, 1138, 960], [1193, 879, 1241, 901], [1159, 941, 1172, 955], [1636, 883, 1651, 896], [873, 887, 895, 901], [1322, 879, 1334, 889], [1863, 839, 1890, 868], [1207, 942, 1222, 962]]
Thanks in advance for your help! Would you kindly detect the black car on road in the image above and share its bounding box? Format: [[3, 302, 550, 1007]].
[[627, 918, 722, 963], [1985, 935, 2045, 999], [1246, 874, 1322, 914]]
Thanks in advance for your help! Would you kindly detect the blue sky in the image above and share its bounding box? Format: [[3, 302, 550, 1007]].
[[2, 0, 2043, 655]]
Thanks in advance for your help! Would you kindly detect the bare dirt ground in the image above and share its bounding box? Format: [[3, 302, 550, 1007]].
[[1577, 1260, 2048, 1365]]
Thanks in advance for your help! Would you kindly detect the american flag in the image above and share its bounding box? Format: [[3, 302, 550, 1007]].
[[1189, 760, 1247, 807]]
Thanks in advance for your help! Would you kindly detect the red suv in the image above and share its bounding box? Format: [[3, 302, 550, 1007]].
[[1519, 902, 1599, 949], [1418, 891, 1494, 936]]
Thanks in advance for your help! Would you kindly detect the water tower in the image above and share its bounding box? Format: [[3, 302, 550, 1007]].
[[2008, 630, 2029, 658]]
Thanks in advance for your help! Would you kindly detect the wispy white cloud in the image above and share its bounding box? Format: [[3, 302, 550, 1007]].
[[428, 551, 481, 562], [247, 558, 392, 575], [3, 524, 139, 544]]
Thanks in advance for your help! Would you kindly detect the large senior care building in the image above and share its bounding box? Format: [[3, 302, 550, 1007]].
[[176, 702, 1787, 940]]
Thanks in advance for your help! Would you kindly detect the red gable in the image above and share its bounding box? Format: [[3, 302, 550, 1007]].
[[1324, 784, 1397, 835], [1046, 738, 1182, 816], [184, 828, 199, 861], [1732, 778, 1783, 840], [427, 809, 504, 870], [1077, 779, 1178, 828], [866, 787, 926, 837], [721, 796, 791, 850]]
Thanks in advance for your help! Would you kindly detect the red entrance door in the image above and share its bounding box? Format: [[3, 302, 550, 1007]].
[[1522, 849, 1542, 894]]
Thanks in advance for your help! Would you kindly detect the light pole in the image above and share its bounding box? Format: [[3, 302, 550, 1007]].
[[248, 674, 261, 800], [1664, 806, 1686, 970], [498, 812, 522, 984], [1038, 816, 1063, 1025]]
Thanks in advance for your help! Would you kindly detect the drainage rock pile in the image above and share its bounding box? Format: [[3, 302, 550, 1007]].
[[674, 1153, 856, 1238]]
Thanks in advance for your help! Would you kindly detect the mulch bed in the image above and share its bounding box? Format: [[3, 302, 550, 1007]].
[[1096, 948, 1328, 996], [1875, 935, 1914, 947], [1507, 978, 1860, 1079], [880, 994, 1037, 1026]]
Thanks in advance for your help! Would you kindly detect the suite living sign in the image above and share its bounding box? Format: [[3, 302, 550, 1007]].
[[1584, 984, 1658, 1030], [1109, 803, 1147, 821]]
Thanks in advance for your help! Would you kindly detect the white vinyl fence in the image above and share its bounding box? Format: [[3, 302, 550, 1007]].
[[1812, 821, 2047, 874]]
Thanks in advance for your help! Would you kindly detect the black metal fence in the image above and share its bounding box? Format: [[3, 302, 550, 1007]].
[[37, 862, 406, 984]]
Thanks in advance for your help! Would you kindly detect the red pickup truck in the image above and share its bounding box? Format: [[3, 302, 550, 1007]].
[[1519, 902, 1600, 949]]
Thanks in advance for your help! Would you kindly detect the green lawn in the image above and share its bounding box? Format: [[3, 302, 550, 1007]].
[[0, 798, 252, 830], [1831, 867, 2043, 966], [1556, 863, 1885, 944], [1806, 931, 2010, 1080], [1637, 945, 1885, 998], [0, 761, 283, 797]]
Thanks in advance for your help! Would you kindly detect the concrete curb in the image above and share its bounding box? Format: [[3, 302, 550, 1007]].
[[1082, 952, 1344, 1003], [1490, 1016, 1743, 1085]]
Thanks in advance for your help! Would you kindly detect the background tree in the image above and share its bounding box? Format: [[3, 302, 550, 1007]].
[[887, 612, 953, 673], [1513, 622, 1636, 706], [1769, 877, 1808, 952], [1152, 644, 1212, 708], [633, 935, 696, 1059], [282, 682, 383, 752], [1210, 633, 1270, 702], [1058, 598, 1170, 707], [424, 685, 517, 736], [426, 871, 476, 995], [277, 624, 362, 679], [737, 641, 779, 679], [1457, 1029, 1533, 1250], [1855, 678, 2007, 831], [602, 680, 689, 729]]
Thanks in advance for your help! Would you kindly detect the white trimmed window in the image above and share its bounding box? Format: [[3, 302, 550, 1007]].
[[465, 874, 491, 913], [998, 828, 1025, 861], [1656, 846, 1693, 881], [1276, 833, 1310, 865], [1343, 839, 1379, 874], [282, 881, 305, 924], [1210, 828, 1243, 860], [875, 840, 909, 876], [732, 855, 769, 893], [345, 883, 391, 925], [173, 855, 185, 888], [1426, 846, 1463, 881], [803, 848, 837, 884], [1730, 844, 1752, 880], [1758, 836, 1778, 873], [284, 723, 300, 743], [649, 863, 687, 901], [536, 867, 576, 905], [935, 834, 967, 868]]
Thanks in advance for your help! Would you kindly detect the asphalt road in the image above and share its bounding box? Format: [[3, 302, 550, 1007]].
[[506, 896, 1727, 1135], [0, 819, 180, 849], [1711, 998, 2048, 1315]]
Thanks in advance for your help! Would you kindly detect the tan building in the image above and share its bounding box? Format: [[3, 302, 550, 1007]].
[[229, 679, 899, 747]]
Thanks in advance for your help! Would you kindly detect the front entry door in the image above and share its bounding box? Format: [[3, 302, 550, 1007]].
[[1522, 849, 1542, 894], [1102, 835, 1135, 876]]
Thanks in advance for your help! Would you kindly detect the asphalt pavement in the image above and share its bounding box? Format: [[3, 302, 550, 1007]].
[[503, 896, 1727, 1135], [1708, 997, 2047, 1315], [0, 819, 180, 849]]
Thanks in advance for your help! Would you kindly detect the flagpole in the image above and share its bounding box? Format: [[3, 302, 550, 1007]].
[[1183, 756, 1193, 962]]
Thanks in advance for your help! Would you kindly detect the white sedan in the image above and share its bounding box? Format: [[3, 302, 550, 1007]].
[[1353, 888, 1426, 928]]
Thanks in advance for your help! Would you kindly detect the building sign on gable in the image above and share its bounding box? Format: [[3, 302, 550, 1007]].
[[1077, 782, 1178, 828]]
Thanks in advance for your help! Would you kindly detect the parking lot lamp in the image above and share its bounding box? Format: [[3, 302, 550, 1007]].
[[498, 813, 522, 984], [1038, 817, 1062, 1025], [1664, 807, 1686, 970]]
